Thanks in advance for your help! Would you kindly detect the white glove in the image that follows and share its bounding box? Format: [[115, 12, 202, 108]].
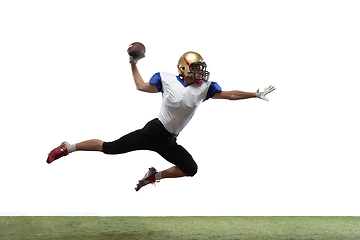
[[255, 85, 275, 101], [129, 55, 145, 64]]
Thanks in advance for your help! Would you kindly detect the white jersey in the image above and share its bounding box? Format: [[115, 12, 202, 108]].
[[150, 72, 221, 135]]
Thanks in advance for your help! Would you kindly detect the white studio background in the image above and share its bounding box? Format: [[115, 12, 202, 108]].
[[1, 0, 359, 216]]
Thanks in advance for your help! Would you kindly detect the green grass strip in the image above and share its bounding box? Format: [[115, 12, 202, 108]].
[[0, 216, 359, 239]]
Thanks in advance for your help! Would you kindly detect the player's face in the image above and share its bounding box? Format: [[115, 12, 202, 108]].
[[192, 64, 205, 80]]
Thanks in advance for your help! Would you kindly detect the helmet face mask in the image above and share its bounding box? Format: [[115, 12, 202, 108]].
[[188, 61, 209, 83], [177, 51, 210, 83]]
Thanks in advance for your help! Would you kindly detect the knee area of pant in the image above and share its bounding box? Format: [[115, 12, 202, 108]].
[[186, 164, 198, 177]]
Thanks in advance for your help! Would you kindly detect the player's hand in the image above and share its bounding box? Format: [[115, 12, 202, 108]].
[[129, 55, 145, 64], [255, 85, 275, 101]]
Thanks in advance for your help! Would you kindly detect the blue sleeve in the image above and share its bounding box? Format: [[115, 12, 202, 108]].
[[205, 82, 222, 101], [149, 72, 163, 93]]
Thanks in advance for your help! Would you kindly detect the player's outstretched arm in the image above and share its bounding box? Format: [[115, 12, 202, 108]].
[[212, 90, 256, 100], [213, 86, 275, 101], [130, 62, 158, 93]]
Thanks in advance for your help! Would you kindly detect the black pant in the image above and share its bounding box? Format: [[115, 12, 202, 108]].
[[102, 119, 198, 176]]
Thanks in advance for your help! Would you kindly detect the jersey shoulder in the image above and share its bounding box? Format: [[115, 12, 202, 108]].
[[159, 72, 177, 81]]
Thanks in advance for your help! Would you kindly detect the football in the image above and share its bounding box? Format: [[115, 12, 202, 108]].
[[127, 42, 146, 59]]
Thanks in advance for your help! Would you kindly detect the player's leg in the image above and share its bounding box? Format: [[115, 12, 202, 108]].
[[76, 139, 104, 151], [46, 139, 104, 164], [47, 131, 143, 164], [157, 143, 198, 179], [47, 120, 155, 164], [135, 142, 197, 191], [134, 165, 188, 192], [160, 166, 187, 179]]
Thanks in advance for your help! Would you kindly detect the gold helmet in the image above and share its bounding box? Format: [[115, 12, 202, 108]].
[[177, 51, 210, 83]]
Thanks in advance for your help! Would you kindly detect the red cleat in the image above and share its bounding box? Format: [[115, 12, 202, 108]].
[[47, 142, 69, 164], [135, 167, 159, 191]]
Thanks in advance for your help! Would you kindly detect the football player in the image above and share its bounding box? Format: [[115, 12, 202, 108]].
[[47, 51, 275, 191]]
